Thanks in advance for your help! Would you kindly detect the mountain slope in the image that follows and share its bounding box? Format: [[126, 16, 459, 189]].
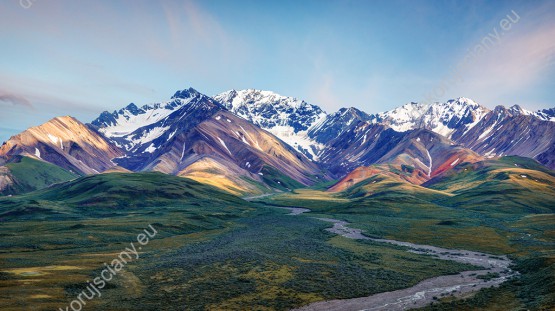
[[331, 173, 451, 201], [91, 88, 222, 161], [307, 107, 372, 144], [93, 88, 326, 194], [0, 116, 123, 174], [365, 99, 554, 168], [0, 172, 249, 219], [214, 89, 327, 160], [150, 109, 323, 193], [176, 157, 267, 196], [325, 155, 555, 214], [455, 106, 555, 167], [318, 119, 482, 181]]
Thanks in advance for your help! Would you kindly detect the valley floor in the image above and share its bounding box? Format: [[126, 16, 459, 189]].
[[0, 172, 553, 310], [0, 203, 486, 311], [292, 214, 515, 310]]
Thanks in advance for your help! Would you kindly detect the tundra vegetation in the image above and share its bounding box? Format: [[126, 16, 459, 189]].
[[0, 157, 554, 310]]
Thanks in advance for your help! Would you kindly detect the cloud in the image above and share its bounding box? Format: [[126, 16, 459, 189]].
[[0, 92, 32, 108], [465, 22, 555, 88], [0, 73, 113, 116], [446, 6, 555, 106], [160, 1, 248, 68]]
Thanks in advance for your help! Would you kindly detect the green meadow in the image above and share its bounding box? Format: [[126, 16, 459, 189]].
[[1, 157, 554, 310], [260, 157, 555, 310]]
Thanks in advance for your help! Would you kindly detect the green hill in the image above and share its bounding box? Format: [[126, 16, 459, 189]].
[[0, 172, 250, 220], [0, 156, 78, 195], [425, 156, 555, 214]]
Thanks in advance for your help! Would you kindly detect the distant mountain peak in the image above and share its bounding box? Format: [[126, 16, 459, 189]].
[[338, 107, 364, 115], [87, 87, 325, 192], [0, 115, 123, 174], [534, 107, 555, 122], [172, 87, 201, 99], [216, 89, 308, 110], [214, 89, 327, 160], [369, 97, 490, 138], [91, 88, 224, 154], [448, 97, 479, 105]]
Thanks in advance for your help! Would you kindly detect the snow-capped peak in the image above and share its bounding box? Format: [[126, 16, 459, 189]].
[[171, 87, 202, 100], [533, 107, 555, 121], [92, 86, 209, 130], [91, 87, 221, 152], [215, 89, 315, 113], [214, 89, 327, 160], [369, 97, 490, 138], [449, 97, 479, 107], [508, 104, 533, 116]]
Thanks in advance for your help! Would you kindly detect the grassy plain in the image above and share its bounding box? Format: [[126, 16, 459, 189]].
[[1, 156, 553, 310], [0, 172, 476, 310], [260, 157, 555, 310]]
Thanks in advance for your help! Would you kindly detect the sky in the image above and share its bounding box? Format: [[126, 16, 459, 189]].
[[1, 0, 554, 142]]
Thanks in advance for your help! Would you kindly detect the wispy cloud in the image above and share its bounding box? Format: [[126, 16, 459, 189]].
[[449, 4, 555, 106], [0, 92, 32, 108], [159, 1, 249, 75], [1, 0, 553, 121], [463, 24, 554, 88]]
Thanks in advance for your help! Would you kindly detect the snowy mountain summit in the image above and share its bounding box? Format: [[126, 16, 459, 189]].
[[91, 87, 555, 171], [368, 97, 490, 139], [214, 89, 327, 160], [91, 87, 222, 153]]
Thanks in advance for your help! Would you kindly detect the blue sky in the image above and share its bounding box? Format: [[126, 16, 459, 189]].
[[1, 0, 554, 142]]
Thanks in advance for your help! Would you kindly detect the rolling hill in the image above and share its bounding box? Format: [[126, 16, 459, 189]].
[[0, 156, 78, 195], [0, 172, 249, 220]]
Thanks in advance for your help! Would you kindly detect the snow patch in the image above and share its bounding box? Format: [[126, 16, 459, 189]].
[[217, 137, 232, 155], [266, 126, 324, 160], [100, 99, 189, 138], [484, 148, 496, 158], [168, 129, 177, 139], [425, 149, 433, 177], [144, 144, 156, 153], [240, 135, 251, 146], [47, 134, 59, 144], [180, 143, 186, 161]]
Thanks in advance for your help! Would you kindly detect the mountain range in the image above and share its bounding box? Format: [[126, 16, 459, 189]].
[[1, 87, 554, 195]]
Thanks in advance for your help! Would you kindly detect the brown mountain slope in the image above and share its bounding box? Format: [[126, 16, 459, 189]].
[[141, 110, 325, 191], [320, 120, 482, 183], [454, 106, 555, 168], [91, 88, 329, 194], [0, 116, 123, 174]]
